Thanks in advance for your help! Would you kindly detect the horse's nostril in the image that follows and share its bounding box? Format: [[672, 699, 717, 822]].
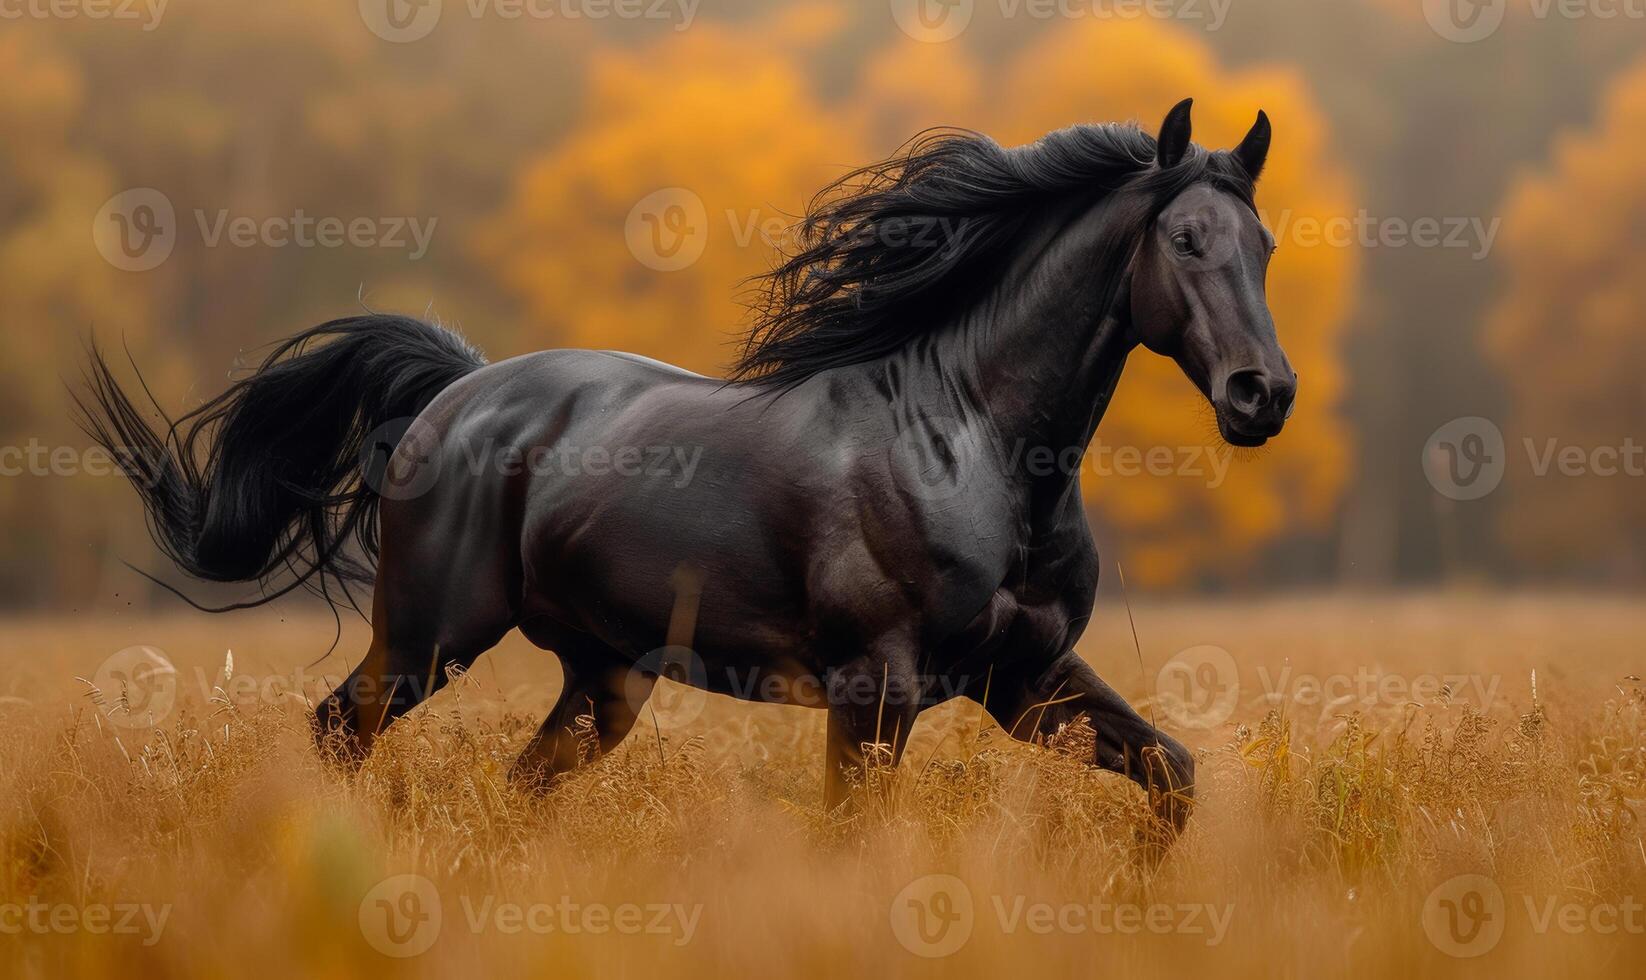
[[1225, 369, 1271, 415], [1276, 384, 1297, 420]]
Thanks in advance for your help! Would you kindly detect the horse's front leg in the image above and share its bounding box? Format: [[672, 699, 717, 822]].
[[980, 651, 1195, 835], [823, 649, 923, 811]]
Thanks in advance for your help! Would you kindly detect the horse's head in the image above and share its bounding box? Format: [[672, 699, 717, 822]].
[[1129, 99, 1295, 448]]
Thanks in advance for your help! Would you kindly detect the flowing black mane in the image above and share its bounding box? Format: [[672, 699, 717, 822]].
[[734, 122, 1258, 389]]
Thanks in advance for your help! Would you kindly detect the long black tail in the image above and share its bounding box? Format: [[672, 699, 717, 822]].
[[75, 314, 486, 610]]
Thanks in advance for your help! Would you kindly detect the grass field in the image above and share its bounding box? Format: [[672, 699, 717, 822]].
[[2, 593, 1644, 978]]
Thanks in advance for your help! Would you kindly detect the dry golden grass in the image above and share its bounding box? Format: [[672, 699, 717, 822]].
[[2, 593, 1644, 978]]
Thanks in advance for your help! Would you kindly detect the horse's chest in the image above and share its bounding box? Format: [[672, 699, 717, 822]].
[[947, 540, 1096, 660]]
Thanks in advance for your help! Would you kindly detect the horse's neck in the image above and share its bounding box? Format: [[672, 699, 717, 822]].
[[946, 196, 1143, 464]]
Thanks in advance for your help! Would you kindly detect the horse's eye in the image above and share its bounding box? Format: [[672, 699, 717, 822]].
[[1171, 232, 1196, 257]]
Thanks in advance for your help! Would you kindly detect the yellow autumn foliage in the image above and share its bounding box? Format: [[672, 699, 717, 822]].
[[1485, 57, 1646, 573], [478, 22, 863, 371]]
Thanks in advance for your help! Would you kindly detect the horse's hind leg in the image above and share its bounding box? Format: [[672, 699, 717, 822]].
[[509, 666, 648, 790], [314, 514, 518, 762], [315, 598, 514, 762], [509, 631, 649, 790]]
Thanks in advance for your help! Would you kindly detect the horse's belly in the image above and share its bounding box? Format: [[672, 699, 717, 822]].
[[519, 490, 812, 662]]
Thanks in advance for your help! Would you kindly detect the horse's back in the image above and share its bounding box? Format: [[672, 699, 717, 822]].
[[594, 350, 717, 381], [433, 347, 713, 406]]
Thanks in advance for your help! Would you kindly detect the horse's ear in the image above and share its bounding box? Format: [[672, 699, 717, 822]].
[[1156, 98, 1193, 169], [1234, 109, 1271, 183]]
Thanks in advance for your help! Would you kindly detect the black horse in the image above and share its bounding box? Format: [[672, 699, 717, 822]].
[[81, 99, 1293, 836]]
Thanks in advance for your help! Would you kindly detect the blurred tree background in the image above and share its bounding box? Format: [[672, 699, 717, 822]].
[[4, 0, 1644, 608], [1486, 57, 1646, 581]]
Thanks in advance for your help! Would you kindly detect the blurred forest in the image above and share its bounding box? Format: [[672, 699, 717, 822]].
[[3, 0, 1645, 608]]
